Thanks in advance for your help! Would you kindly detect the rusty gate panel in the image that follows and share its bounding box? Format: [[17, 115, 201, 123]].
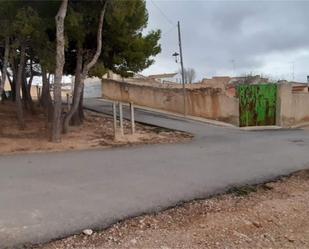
[[238, 84, 277, 127]]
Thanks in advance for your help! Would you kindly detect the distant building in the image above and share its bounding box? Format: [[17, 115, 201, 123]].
[[148, 72, 182, 84], [200, 75, 309, 97]]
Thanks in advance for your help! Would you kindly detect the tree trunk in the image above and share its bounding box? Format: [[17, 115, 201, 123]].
[[6, 70, 14, 101], [51, 0, 68, 142], [63, 47, 83, 133], [10, 58, 19, 102], [26, 60, 35, 114], [41, 66, 53, 122], [21, 65, 34, 113], [62, 2, 107, 133], [21, 69, 28, 109], [71, 85, 85, 126], [20, 63, 35, 113], [0, 37, 10, 102], [15, 43, 26, 129], [70, 84, 84, 126]]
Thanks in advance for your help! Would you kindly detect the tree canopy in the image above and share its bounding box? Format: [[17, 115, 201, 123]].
[[0, 0, 161, 141]]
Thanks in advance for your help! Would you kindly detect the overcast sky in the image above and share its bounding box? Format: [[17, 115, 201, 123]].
[[142, 0, 309, 82]]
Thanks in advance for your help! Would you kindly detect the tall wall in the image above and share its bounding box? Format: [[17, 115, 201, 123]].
[[277, 84, 309, 127], [102, 79, 239, 125], [84, 78, 102, 98]]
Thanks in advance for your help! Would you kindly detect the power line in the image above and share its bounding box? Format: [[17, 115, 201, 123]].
[[161, 24, 177, 38], [150, 0, 175, 27]]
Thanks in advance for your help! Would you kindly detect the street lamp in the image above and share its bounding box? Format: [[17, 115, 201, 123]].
[[172, 52, 179, 63]]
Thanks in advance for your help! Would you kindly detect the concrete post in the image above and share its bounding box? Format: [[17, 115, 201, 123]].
[[130, 102, 135, 134], [119, 102, 124, 136]]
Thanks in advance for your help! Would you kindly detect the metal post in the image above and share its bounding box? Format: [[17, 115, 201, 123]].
[[178, 21, 186, 116], [119, 102, 124, 136], [113, 101, 117, 138], [130, 102, 135, 134]]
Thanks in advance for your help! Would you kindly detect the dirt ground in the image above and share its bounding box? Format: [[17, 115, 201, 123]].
[[0, 102, 192, 155], [36, 169, 309, 249]]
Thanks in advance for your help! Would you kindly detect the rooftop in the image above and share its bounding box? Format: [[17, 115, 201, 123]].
[[148, 73, 178, 79]]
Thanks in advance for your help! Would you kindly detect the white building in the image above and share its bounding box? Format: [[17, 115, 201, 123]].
[[148, 72, 182, 84]]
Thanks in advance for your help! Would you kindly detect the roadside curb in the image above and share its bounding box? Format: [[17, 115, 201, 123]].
[[240, 125, 283, 131]]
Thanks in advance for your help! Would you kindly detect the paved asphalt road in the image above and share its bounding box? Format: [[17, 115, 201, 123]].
[[1, 98, 309, 248]]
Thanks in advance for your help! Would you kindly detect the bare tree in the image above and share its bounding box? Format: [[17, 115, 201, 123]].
[[179, 68, 196, 83], [51, 0, 68, 142], [184, 68, 196, 83], [63, 1, 108, 134]]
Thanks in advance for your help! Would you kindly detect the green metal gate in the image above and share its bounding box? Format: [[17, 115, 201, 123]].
[[238, 84, 277, 127]]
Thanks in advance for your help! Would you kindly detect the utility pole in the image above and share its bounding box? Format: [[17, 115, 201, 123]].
[[178, 21, 186, 116]]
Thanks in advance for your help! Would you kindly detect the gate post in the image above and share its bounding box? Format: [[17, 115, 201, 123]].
[[276, 84, 293, 127]]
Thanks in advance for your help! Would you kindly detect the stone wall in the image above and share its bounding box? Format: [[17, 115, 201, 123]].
[[277, 84, 309, 127], [102, 80, 309, 127], [102, 79, 239, 125]]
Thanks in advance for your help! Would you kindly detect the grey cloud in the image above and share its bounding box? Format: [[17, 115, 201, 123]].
[[144, 0, 309, 81]]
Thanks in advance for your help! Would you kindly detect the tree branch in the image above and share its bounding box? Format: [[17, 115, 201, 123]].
[[82, 0, 108, 76]]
